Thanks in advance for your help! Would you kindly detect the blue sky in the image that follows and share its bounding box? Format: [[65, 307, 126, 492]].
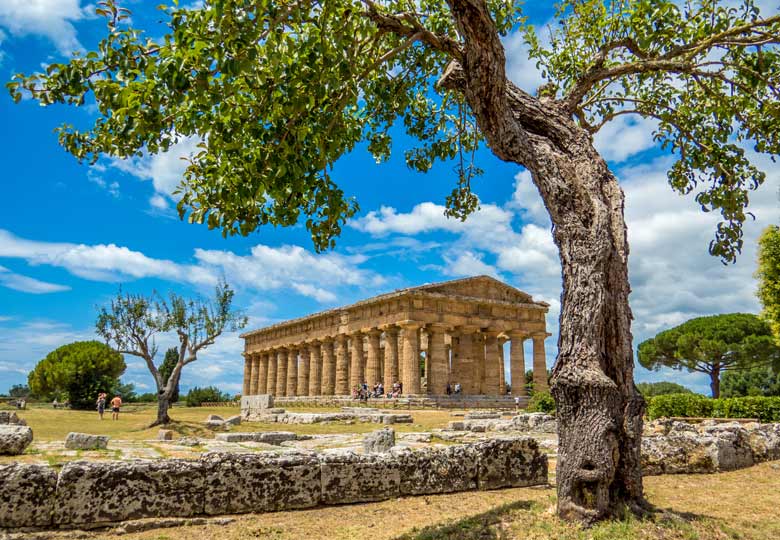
[[0, 1, 777, 396]]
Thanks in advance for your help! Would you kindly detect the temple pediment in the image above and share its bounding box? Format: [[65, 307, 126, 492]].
[[412, 276, 537, 305]]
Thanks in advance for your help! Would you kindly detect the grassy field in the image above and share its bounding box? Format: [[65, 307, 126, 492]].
[[32, 461, 780, 540], [6, 403, 458, 442]]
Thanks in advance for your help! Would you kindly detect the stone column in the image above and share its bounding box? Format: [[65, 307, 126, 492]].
[[266, 349, 277, 396], [349, 331, 365, 389], [365, 329, 382, 386], [427, 323, 448, 395], [335, 334, 349, 395], [473, 331, 487, 394], [483, 330, 501, 396], [308, 342, 321, 396], [321, 338, 336, 395], [257, 352, 269, 395], [450, 331, 461, 386], [383, 325, 399, 390], [532, 333, 549, 393], [498, 336, 507, 396], [454, 327, 476, 393], [248, 354, 259, 395], [297, 346, 310, 396], [276, 349, 288, 397], [399, 321, 422, 395], [509, 331, 527, 396], [242, 354, 251, 396], [398, 328, 405, 383], [286, 347, 298, 397]]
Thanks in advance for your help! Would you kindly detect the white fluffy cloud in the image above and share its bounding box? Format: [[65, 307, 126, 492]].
[[593, 115, 659, 163], [0, 265, 69, 294], [0, 229, 382, 303], [0, 0, 90, 54], [502, 22, 552, 94], [109, 136, 202, 208]]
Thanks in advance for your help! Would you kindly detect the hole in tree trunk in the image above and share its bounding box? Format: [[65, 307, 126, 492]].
[[574, 479, 600, 510]]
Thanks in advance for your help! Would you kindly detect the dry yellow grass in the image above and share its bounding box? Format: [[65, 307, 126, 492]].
[[9, 404, 457, 443], [32, 461, 779, 540]]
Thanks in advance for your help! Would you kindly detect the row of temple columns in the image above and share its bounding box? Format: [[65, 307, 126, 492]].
[[243, 322, 549, 397]]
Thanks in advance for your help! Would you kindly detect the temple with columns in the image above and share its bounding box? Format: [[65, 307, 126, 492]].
[[240, 276, 551, 400]]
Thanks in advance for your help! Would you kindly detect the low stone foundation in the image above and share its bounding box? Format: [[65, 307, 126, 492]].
[[272, 395, 525, 409], [0, 437, 547, 531]]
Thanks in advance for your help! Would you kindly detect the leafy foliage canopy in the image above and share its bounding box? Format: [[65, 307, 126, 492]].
[[8, 1, 780, 261]]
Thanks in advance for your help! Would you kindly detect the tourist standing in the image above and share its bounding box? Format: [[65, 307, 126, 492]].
[[96, 392, 107, 420], [110, 394, 122, 420]]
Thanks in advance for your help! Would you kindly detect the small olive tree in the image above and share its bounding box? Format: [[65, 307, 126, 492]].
[[96, 281, 247, 426]]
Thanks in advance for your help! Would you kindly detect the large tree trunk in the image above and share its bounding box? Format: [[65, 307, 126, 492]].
[[710, 363, 721, 398], [529, 136, 647, 524], [435, 0, 647, 524], [150, 394, 172, 427]]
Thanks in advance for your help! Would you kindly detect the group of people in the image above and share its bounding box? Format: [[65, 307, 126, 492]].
[[350, 381, 405, 400], [348, 380, 475, 399], [95, 392, 122, 420], [445, 382, 463, 395]]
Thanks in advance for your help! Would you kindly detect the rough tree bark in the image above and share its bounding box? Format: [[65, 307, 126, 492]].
[[710, 363, 721, 398], [436, 0, 648, 524], [151, 364, 184, 427]]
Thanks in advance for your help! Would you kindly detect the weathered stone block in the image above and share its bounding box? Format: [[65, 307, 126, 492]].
[[224, 415, 241, 426], [0, 463, 57, 528], [643, 434, 709, 475], [0, 425, 33, 455], [214, 431, 302, 445], [464, 411, 501, 420], [64, 432, 109, 450], [385, 414, 413, 423], [206, 415, 224, 422], [474, 437, 548, 490], [158, 429, 174, 441], [55, 459, 206, 525], [363, 428, 395, 454], [512, 413, 557, 433], [241, 395, 274, 418], [204, 420, 226, 430], [319, 452, 401, 504], [257, 431, 299, 445], [396, 445, 479, 496], [201, 452, 320, 515]]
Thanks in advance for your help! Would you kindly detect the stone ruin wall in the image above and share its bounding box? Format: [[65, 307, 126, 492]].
[[0, 437, 547, 531]]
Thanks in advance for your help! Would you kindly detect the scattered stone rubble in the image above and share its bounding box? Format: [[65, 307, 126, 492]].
[[446, 412, 557, 434], [240, 395, 413, 425], [0, 412, 27, 426], [203, 414, 243, 431], [641, 419, 780, 475], [214, 431, 310, 445], [0, 437, 548, 531]]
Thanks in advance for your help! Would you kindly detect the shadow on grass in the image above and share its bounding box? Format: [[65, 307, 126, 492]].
[[393, 500, 535, 540]]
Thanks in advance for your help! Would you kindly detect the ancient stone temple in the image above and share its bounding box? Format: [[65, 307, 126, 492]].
[[240, 276, 550, 398]]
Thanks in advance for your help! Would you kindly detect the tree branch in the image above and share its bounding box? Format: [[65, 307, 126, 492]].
[[564, 14, 780, 111], [362, 0, 463, 61]]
